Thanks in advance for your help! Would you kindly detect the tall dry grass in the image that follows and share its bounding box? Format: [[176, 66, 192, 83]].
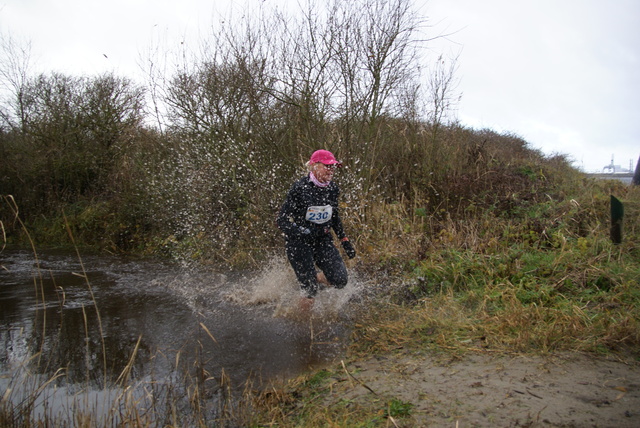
[[239, 175, 640, 427], [346, 174, 640, 357], [0, 205, 265, 427], [3, 160, 639, 427]]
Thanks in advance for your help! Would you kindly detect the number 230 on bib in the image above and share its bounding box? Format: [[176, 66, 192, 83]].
[[305, 205, 332, 224]]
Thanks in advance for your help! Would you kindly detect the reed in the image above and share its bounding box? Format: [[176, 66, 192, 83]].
[[240, 172, 640, 426], [346, 174, 640, 356], [0, 208, 264, 427], [0, 315, 266, 427], [2, 182, 639, 426], [3, 106, 639, 426]]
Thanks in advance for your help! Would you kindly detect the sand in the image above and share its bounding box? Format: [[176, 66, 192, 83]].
[[326, 351, 640, 427]]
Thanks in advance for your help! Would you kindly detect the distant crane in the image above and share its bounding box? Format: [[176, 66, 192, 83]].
[[602, 154, 631, 174], [603, 155, 616, 173]]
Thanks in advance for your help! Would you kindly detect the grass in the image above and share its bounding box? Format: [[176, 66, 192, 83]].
[[0, 206, 256, 427], [357, 181, 640, 356], [1, 315, 259, 427], [2, 169, 639, 426], [2, 1, 637, 421], [242, 179, 640, 426], [248, 363, 415, 428]]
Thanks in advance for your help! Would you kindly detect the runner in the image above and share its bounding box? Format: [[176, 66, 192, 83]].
[[276, 149, 356, 309]]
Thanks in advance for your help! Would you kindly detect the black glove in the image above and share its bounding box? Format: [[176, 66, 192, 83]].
[[291, 223, 311, 237], [298, 226, 311, 235], [341, 239, 356, 259]]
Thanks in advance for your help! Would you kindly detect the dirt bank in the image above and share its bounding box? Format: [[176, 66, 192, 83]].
[[326, 351, 640, 427]]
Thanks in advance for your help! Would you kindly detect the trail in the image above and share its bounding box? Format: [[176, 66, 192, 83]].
[[329, 351, 640, 427]]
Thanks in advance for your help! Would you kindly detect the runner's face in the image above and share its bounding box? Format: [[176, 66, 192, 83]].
[[313, 162, 336, 183]]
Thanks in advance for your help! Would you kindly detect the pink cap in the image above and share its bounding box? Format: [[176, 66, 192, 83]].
[[309, 149, 342, 166]]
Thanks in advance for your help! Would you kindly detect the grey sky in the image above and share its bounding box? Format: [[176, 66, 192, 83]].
[[2, 0, 638, 172], [427, 0, 639, 172]]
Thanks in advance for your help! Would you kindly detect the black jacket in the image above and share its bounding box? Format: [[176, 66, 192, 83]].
[[277, 175, 347, 241]]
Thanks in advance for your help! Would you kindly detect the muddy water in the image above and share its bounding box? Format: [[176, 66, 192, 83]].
[[0, 249, 357, 398]]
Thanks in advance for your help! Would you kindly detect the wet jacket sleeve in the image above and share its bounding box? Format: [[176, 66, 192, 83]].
[[277, 177, 347, 240], [277, 184, 303, 238], [330, 191, 347, 240]]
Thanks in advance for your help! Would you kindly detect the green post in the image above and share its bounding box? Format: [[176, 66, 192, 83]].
[[610, 195, 624, 244]]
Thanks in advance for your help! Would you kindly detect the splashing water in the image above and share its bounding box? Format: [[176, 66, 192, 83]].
[[216, 256, 365, 322], [1, 250, 363, 387], [1, 249, 367, 424]]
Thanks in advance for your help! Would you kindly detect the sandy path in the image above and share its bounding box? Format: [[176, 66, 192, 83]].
[[328, 352, 640, 427]]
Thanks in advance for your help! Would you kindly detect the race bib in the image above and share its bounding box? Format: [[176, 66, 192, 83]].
[[305, 205, 333, 224]]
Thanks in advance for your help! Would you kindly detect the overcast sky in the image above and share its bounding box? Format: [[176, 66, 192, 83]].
[[2, 0, 638, 173]]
